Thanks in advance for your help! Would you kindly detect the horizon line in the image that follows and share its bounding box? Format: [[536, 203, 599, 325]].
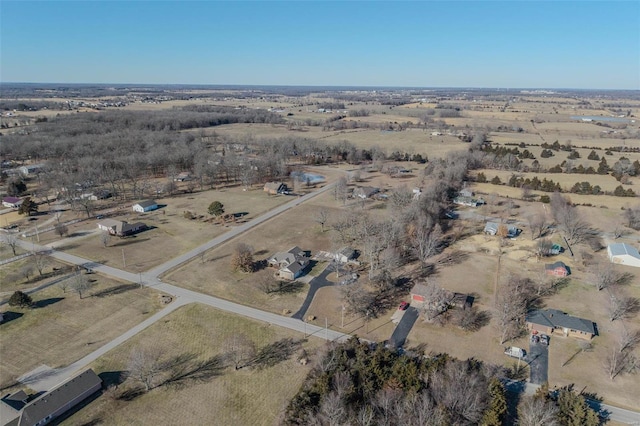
[[1, 82, 638, 92]]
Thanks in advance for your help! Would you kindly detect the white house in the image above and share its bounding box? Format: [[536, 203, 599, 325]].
[[132, 200, 158, 213], [18, 164, 45, 176], [607, 243, 640, 268], [2, 197, 22, 209]]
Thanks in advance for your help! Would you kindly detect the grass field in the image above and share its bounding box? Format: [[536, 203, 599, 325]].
[[0, 257, 70, 294], [59, 187, 292, 273], [61, 304, 323, 426], [0, 276, 163, 389]]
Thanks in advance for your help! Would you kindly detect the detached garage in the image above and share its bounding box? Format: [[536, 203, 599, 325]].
[[608, 243, 640, 268]]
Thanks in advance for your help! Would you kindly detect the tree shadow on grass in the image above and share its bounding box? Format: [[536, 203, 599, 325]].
[[34, 297, 64, 308], [92, 284, 139, 298], [0, 311, 24, 324], [252, 338, 306, 370], [160, 353, 226, 389], [111, 238, 150, 248]]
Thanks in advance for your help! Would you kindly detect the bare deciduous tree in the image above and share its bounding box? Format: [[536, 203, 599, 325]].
[[313, 208, 329, 232], [517, 396, 559, 426], [607, 289, 640, 321], [230, 243, 254, 273], [54, 222, 69, 237], [100, 231, 111, 248], [32, 251, 49, 276], [496, 275, 534, 344], [127, 345, 166, 392], [334, 177, 348, 205], [589, 261, 622, 291], [1, 233, 19, 256], [70, 271, 92, 299], [225, 333, 256, 370], [550, 192, 592, 244], [527, 212, 550, 241]]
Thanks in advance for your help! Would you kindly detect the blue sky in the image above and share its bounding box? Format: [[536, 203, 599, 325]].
[[1, 1, 638, 89]]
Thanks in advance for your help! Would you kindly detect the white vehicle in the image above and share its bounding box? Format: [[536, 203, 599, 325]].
[[504, 346, 526, 359]]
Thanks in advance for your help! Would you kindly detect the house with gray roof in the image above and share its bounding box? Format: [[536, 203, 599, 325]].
[[97, 219, 146, 237], [132, 200, 158, 213], [267, 246, 309, 280], [526, 309, 596, 340], [607, 243, 640, 268], [4, 369, 101, 426], [484, 221, 520, 238]]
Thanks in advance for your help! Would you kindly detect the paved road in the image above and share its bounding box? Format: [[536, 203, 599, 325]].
[[388, 306, 419, 348], [147, 182, 336, 278], [7, 179, 640, 425]]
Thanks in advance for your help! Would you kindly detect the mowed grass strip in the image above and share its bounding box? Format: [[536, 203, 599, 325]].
[[0, 277, 163, 388], [64, 304, 322, 426]]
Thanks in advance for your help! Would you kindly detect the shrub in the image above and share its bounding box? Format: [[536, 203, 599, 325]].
[[8, 291, 32, 308]]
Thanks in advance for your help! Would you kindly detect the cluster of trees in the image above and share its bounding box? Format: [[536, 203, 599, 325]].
[[284, 338, 507, 426]]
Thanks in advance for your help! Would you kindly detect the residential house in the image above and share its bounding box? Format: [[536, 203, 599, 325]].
[[132, 200, 158, 213], [264, 182, 288, 195], [174, 172, 192, 182], [333, 247, 357, 264], [2, 197, 22, 209], [97, 219, 146, 237], [484, 222, 520, 238], [4, 369, 101, 426], [268, 246, 310, 280], [607, 243, 640, 268], [453, 196, 485, 207], [545, 261, 570, 277], [18, 164, 45, 176], [458, 188, 474, 198], [409, 283, 474, 310], [352, 186, 380, 199], [526, 309, 596, 340]]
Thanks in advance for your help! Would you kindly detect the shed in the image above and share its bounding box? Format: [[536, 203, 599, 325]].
[[264, 182, 288, 195], [132, 200, 158, 213], [607, 243, 640, 268], [545, 261, 570, 277]]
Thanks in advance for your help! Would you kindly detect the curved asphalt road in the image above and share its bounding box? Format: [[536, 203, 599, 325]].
[[9, 180, 640, 425]]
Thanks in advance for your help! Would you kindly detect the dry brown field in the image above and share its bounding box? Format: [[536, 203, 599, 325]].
[[0, 257, 70, 294], [59, 187, 292, 272], [62, 304, 323, 426], [0, 277, 164, 389]]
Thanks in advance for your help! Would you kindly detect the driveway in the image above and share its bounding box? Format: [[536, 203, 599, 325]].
[[528, 338, 549, 385], [388, 306, 419, 348], [291, 266, 334, 320]]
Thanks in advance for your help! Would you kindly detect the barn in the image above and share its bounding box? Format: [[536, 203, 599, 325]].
[[607, 243, 640, 268]]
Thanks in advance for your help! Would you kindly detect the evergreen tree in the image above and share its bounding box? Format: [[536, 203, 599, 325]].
[[556, 386, 599, 426], [18, 197, 38, 216], [481, 378, 507, 426], [8, 291, 33, 308]]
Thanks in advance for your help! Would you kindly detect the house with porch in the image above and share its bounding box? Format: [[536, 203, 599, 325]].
[[2, 197, 22, 209]]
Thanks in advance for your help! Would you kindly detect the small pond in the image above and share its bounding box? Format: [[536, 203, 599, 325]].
[[290, 171, 326, 183]]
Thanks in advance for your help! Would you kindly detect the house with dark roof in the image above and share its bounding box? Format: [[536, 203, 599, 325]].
[[132, 200, 158, 213], [2, 197, 23, 209], [4, 369, 101, 426], [545, 261, 570, 277], [526, 309, 596, 340], [97, 219, 146, 237], [267, 246, 309, 280], [352, 186, 380, 199], [263, 182, 288, 195]]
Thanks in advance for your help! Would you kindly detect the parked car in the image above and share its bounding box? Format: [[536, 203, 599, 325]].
[[540, 334, 550, 345], [531, 334, 540, 344], [398, 301, 409, 311]]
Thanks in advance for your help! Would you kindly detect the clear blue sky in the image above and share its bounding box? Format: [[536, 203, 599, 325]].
[[1, 1, 639, 89]]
